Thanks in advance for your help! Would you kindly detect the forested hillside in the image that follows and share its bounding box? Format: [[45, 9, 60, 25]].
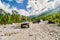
[[30, 11, 60, 25], [0, 9, 60, 25]]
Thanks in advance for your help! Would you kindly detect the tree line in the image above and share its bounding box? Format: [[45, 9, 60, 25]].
[[0, 11, 60, 25], [0, 12, 23, 24], [30, 11, 60, 25]]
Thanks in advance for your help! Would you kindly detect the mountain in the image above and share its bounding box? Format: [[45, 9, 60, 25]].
[[0, 9, 6, 14], [12, 10, 18, 14], [0, 9, 19, 15], [29, 4, 60, 18]]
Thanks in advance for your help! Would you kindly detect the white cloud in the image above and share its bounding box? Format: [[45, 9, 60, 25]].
[[16, 0, 23, 3], [26, 0, 60, 16], [0, 1, 12, 14], [18, 9, 30, 16], [0, 0, 30, 16]]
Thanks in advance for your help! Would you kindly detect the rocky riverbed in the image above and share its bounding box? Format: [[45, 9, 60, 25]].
[[0, 21, 60, 40]]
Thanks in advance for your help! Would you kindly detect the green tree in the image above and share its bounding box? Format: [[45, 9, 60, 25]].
[[11, 13, 21, 23]]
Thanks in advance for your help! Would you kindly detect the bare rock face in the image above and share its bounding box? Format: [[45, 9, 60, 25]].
[[0, 22, 60, 40]]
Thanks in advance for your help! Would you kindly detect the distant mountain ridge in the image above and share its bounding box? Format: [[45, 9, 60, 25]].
[[29, 4, 60, 18]]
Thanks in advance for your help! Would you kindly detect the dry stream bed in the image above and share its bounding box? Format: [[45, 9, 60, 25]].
[[0, 21, 60, 40]]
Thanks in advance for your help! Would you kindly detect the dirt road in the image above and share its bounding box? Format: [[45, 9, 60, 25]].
[[0, 21, 60, 40]]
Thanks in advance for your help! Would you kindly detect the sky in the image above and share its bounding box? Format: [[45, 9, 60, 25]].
[[0, 0, 60, 16], [0, 0, 29, 16], [1, 0, 28, 10]]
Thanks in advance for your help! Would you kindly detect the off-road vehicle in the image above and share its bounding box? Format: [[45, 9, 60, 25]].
[[21, 21, 29, 28]]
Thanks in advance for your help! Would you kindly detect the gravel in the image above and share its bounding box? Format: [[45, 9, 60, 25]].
[[0, 21, 60, 40]]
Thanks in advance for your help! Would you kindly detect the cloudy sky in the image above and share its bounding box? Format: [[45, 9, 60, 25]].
[[1, 0, 28, 9], [0, 0, 60, 16]]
